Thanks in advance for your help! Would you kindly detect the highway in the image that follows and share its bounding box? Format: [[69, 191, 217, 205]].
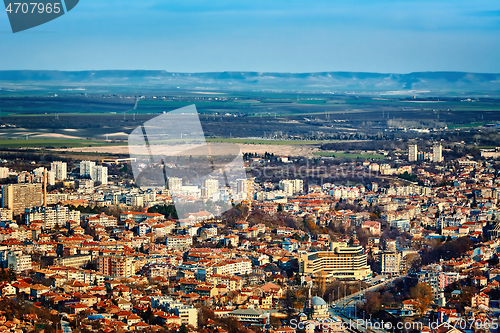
[[328, 276, 398, 333]]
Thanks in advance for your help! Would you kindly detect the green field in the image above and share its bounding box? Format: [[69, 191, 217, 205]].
[[0, 139, 124, 148], [447, 122, 492, 129], [314, 152, 385, 159]]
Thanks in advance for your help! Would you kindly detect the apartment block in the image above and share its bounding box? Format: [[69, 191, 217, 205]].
[[97, 255, 134, 278], [1, 183, 44, 216], [25, 205, 80, 229]]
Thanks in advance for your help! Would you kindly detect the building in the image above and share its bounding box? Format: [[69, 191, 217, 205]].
[[54, 255, 92, 269], [380, 251, 401, 275], [213, 259, 252, 276], [0, 208, 13, 221], [168, 177, 183, 191], [279, 179, 303, 196], [228, 308, 269, 328], [165, 235, 193, 250], [305, 296, 329, 320], [80, 161, 95, 177], [0, 167, 9, 179], [7, 250, 32, 273], [408, 144, 418, 162], [92, 165, 108, 185], [97, 255, 134, 278], [50, 161, 67, 181], [202, 179, 219, 198], [433, 143, 443, 163], [1, 183, 44, 216], [299, 242, 372, 281], [25, 205, 80, 229], [86, 213, 118, 228]]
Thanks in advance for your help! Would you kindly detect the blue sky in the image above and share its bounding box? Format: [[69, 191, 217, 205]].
[[1, 0, 499, 73]]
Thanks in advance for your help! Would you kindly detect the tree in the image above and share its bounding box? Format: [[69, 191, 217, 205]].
[[409, 283, 434, 315], [277, 203, 283, 212], [178, 324, 188, 333], [7, 265, 16, 282], [358, 291, 382, 316]]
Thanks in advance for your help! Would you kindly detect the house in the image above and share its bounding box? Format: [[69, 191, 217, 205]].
[[361, 221, 381, 236], [471, 292, 489, 308], [471, 276, 487, 288]]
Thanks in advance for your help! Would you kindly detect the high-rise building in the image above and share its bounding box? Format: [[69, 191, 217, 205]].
[[80, 160, 95, 177], [298, 242, 372, 281], [202, 179, 219, 198], [408, 144, 418, 162], [92, 165, 108, 185], [168, 177, 183, 191], [236, 179, 247, 194], [279, 179, 303, 196], [380, 240, 401, 275], [433, 143, 443, 163], [1, 183, 44, 216], [50, 161, 67, 181], [97, 255, 134, 277], [0, 167, 9, 179]]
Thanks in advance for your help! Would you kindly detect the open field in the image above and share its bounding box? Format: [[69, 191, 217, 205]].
[[62, 142, 322, 157], [314, 152, 386, 159], [0, 139, 124, 148], [206, 138, 342, 145]]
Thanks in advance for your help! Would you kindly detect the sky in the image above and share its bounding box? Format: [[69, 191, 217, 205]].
[[0, 0, 500, 73]]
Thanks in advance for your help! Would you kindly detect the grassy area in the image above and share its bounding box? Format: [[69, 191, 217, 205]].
[[314, 152, 385, 159], [447, 122, 491, 129], [0, 139, 124, 148], [297, 100, 326, 105]]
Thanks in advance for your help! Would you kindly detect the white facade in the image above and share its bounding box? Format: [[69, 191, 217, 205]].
[[165, 235, 193, 250], [279, 179, 303, 196], [80, 160, 96, 177], [202, 178, 219, 198], [408, 144, 418, 162], [7, 250, 32, 273], [25, 205, 81, 229], [0, 167, 8, 179], [92, 165, 108, 185], [50, 161, 67, 181], [168, 177, 183, 191], [433, 144, 443, 163]]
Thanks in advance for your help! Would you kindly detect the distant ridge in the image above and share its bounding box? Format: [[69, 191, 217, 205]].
[[1, 70, 500, 92]]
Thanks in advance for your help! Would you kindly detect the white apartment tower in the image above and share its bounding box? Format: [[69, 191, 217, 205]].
[[50, 161, 67, 181], [80, 160, 96, 177], [202, 179, 219, 198], [92, 165, 108, 185], [408, 144, 418, 162], [433, 143, 443, 163], [168, 177, 183, 191]]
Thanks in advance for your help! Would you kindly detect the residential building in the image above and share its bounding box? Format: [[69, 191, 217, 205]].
[[25, 205, 80, 229], [97, 255, 134, 278], [1, 183, 44, 216], [7, 250, 32, 273], [433, 143, 443, 163], [50, 161, 67, 180], [408, 144, 418, 162]]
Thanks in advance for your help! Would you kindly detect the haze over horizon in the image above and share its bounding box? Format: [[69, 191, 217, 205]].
[[1, 0, 500, 74]]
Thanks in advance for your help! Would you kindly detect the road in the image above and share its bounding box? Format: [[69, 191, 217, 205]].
[[328, 276, 399, 333]]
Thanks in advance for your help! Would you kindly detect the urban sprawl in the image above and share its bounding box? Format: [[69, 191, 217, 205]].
[[0, 142, 500, 333]]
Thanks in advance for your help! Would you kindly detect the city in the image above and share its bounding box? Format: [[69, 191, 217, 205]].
[[0, 138, 499, 333]]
